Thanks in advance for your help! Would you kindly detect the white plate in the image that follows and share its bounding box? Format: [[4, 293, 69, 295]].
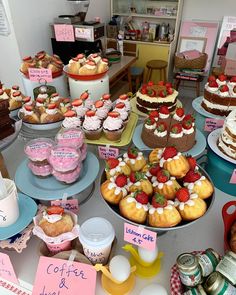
[[207, 128, 236, 165], [22, 119, 63, 130]]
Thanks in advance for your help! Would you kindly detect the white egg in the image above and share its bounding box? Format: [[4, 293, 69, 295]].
[[109, 255, 131, 283], [138, 246, 158, 263], [139, 284, 168, 295]]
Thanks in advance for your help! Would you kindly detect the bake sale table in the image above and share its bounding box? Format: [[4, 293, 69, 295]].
[[1, 138, 235, 294]]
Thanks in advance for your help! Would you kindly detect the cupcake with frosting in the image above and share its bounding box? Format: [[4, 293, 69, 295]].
[[103, 111, 124, 141], [113, 102, 129, 126], [72, 98, 88, 118], [101, 93, 112, 111], [93, 100, 109, 120], [116, 94, 131, 113], [82, 110, 102, 140], [80, 90, 93, 109], [62, 110, 81, 129]]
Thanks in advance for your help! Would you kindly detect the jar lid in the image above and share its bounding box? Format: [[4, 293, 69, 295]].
[[176, 253, 198, 271]]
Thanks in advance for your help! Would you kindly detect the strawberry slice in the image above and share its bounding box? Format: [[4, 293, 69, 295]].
[[162, 146, 177, 160], [94, 100, 104, 108], [165, 82, 172, 88], [218, 74, 227, 81], [91, 53, 98, 58], [47, 206, 64, 215], [80, 91, 89, 100], [159, 106, 170, 115], [108, 111, 120, 118], [37, 53, 45, 60], [134, 190, 149, 204], [48, 103, 57, 109], [51, 93, 59, 98], [13, 91, 21, 97], [176, 107, 184, 117], [106, 158, 119, 170], [171, 123, 182, 134], [186, 156, 197, 170], [208, 75, 216, 83], [149, 110, 159, 118], [156, 169, 170, 183], [183, 170, 201, 183], [102, 58, 108, 63], [64, 110, 76, 117], [115, 102, 125, 109], [72, 57, 79, 62], [25, 105, 33, 111], [151, 193, 167, 208], [86, 60, 96, 66], [176, 188, 190, 202], [128, 147, 138, 159], [157, 81, 165, 86], [72, 99, 83, 107], [36, 97, 45, 104], [115, 174, 127, 187], [77, 53, 85, 59], [86, 110, 95, 117], [102, 93, 111, 100], [119, 94, 128, 100]]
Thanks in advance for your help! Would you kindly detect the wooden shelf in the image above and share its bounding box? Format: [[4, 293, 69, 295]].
[[113, 12, 177, 19]]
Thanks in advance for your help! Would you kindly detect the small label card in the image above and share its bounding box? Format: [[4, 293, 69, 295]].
[[204, 118, 224, 132], [230, 169, 236, 184], [98, 146, 119, 160], [28, 68, 52, 82], [54, 24, 75, 42], [32, 257, 96, 295], [124, 223, 157, 251], [0, 253, 18, 285], [51, 199, 79, 214]]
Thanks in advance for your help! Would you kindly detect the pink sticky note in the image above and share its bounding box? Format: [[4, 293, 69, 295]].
[[54, 24, 75, 42], [204, 118, 224, 132], [32, 257, 96, 295], [124, 223, 157, 251], [0, 253, 19, 285], [28, 68, 52, 82], [230, 169, 236, 184], [98, 146, 119, 159], [51, 199, 79, 214]]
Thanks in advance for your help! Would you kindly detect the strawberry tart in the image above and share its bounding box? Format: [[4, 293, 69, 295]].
[[136, 81, 178, 114], [202, 74, 236, 116]]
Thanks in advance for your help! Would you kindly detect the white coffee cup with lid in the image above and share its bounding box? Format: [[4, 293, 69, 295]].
[[0, 179, 19, 227], [79, 217, 115, 265]]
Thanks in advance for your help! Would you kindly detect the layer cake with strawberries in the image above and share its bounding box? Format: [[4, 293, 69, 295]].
[[136, 81, 178, 114], [202, 74, 236, 116]]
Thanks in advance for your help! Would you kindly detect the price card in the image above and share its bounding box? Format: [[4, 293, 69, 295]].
[[28, 68, 52, 82], [0, 253, 18, 285], [204, 118, 224, 132], [51, 199, 79, 214], [124, 223, 157, 251], [32, 257, 96, 295], [54, 24, 75, 42], [230, 169, 236, 184], [98, 146, 119, 159]]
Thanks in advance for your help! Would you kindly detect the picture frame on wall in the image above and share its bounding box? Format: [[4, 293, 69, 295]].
[[179, 36, 207, 53]]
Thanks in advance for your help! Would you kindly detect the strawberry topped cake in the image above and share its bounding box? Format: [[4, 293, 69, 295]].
[[136, 81, 178, 114], [202, 74, 236, 116]]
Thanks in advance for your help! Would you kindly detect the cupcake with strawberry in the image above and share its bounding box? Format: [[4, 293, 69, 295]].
[[72, 98, 88, 118], [152, 169, 181, 200], [93, 100, 109, 120], [174, 188, 207, 221], [62, 110, 81, 129], [103, 111, 124, 141], [113, 102, 129, 126], [105, 157, 131, 179], [168, 123, 185, 151], [119, 190, 149, 224], [171, 107, 185, 125], [101, 93, 113, 111], [123, 147, 146, 172], [116, 94, 131, 113], [82, 110, 102, 140], [80, 90, 93, 109], [159, 106, 171, 127], [153, 121, 168, 148], [148, 193, 181, 227], [129, 171, 153, 196]]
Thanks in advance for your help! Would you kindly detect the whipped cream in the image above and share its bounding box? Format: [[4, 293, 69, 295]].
[[105, 157, 126, 176], [0, 92, 9, 100], [216, 79, 227, 86], [170, 131, 183, 138], [46, 108, 58, 115], [108, 176, 128, 196], [154, 130, 167, 137], [72, 105, 88, 117], [152, 177, 176, 189], [126, 195, 149, 211], [83, 115, 101, 131], [174, 193, 198, 210], [37, 93, 48, 99], [103, 116, 123, 131], [173, 113, 184, 121], [160, 152, 181, 167], [95, 107, 108, 119], [20, 108, 33, 116], [183, 127, 194, 134], [43, 211, 62, 223], [145, 123, 156, 130], [184, 176, 206, 190], [113, 107, 129, 121], [159, 113, 169, 119], [62, 117, 81, 128], [149, 200, 175, 215]]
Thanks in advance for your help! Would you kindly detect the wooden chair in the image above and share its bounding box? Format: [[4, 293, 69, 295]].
[[130, 66, 144, 92], [145, 60, 168, 82]]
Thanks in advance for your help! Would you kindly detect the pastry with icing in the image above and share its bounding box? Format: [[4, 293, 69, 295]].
[[123, 147, 146, 172], [129, 171, 153, 196], [9, 90, 23, 110], [68, 57, 81, 74], [174, 188, 207, 221], [105, 157, 131, 179], [19, 105, 40, 123], [101, 174, 128, 205], [79, 60, 97, 75], [97, 58, 109, 73], [40, 103, 63, 123], [35, 97, 46, 114], [119, 190, 149, 224], [60, 98, 71, 114], [149, 148, 164, 163], [88, 53, 102, 64], [148, 193, 181, 227]]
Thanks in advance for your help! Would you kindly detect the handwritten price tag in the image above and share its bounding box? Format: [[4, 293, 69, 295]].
[[54, 24, 75, 42], [51, 199, 79, 214], [98, 146, 119, 160], [32, 257, 96, 295], [204, 118, 224, 132], [28, 68, 52, 82], [230, 169, 236, 184], [124, 223, 157, 251], [0, 253, 18, 284]]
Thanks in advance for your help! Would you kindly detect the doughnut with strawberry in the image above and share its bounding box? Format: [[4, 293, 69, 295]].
[[123, 147, 146, 172], [148, 193, 181, 227], [174, 188, 207, 221], [119, 190, 149, 224], [105, 157, 131, 179], [40, 103, 64, 123], [129, 171, 153, 196]]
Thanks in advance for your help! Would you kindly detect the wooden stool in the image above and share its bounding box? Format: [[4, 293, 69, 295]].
[[174, 73, 204, 97], [145, 60, 168, 82], [130, 66, 144, 92]]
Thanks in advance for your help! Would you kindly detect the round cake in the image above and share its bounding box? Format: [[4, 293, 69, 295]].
[[218, 109, 236, 159], [136, 81, 178, 114], [201, 74, 236, 116]]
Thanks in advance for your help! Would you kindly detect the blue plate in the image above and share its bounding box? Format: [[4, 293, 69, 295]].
[[132, 124, 206, 158], [0, 193, 37, 240], [15, 151, 100, 200], [192, 96, 225, 119]]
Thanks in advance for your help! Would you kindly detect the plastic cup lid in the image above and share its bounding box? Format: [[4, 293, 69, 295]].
[[79, 217, 115, 248]]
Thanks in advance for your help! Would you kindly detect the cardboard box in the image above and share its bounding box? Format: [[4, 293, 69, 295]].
[[221, 57, 236, 76], [226, 42, 236, 60]]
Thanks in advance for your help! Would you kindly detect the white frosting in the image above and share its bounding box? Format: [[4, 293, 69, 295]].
[[62, 117, 81, 128], [174, 193, 198, 210], [218, 136, 236, 159], [145, 123, 156, 130], [205, 82, 219, 93], [83, 115, 101, 131], [20, 108, 33, 116], [184, 176, 206, 190], [202, 97, 236, 111], [154, 129, 167, 137], [24, 99, 33, 105], [159, 152, 181, 167], [36, 101, 44, 107], [95, 107, 108, 119], [126, 196, 149, 211], [12, 94, 22, 101], [219, 91, 230, 97], [72, 105, 88, 117], [173, 113, 184, 121], [116, 99, 131, 112], [103, 116, 123, 131], [37, 94, 48, 99], [50, 95, 60, 102], [183, 127, 194, 134], [216, 79, 227, 86], [152, 177, 175, 188], [159, 113, 169, 119], [0, 92, 9, 99], [46, 108, 58, 115], [149, 200, 175, 215], [170, 131, 183, 138], [123, 152, 144, 165], [43, 211, 62, 223], [113, 107, 129, 121], [85, 64, 96, 70], [108, 177, 128, 196]]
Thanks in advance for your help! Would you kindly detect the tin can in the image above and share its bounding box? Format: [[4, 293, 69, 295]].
[[183, 285, 207, 295], [197, 248, 220, 277], [176, 253, 202, 287], [216, 251, 236, 285], [204, 271, 236, 295]]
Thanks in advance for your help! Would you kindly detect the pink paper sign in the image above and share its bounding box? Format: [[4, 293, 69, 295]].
[[51, 199, 79, 214], [204, 118, 224, 132], [98, 146, 119, 159], [32, 257, 96, 295], [54, 24, 75, 42], [28, 68, 52, 82], [0, 253, 19, 285], [230, 169, 236, 184], [124, 223, 157, 251]]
